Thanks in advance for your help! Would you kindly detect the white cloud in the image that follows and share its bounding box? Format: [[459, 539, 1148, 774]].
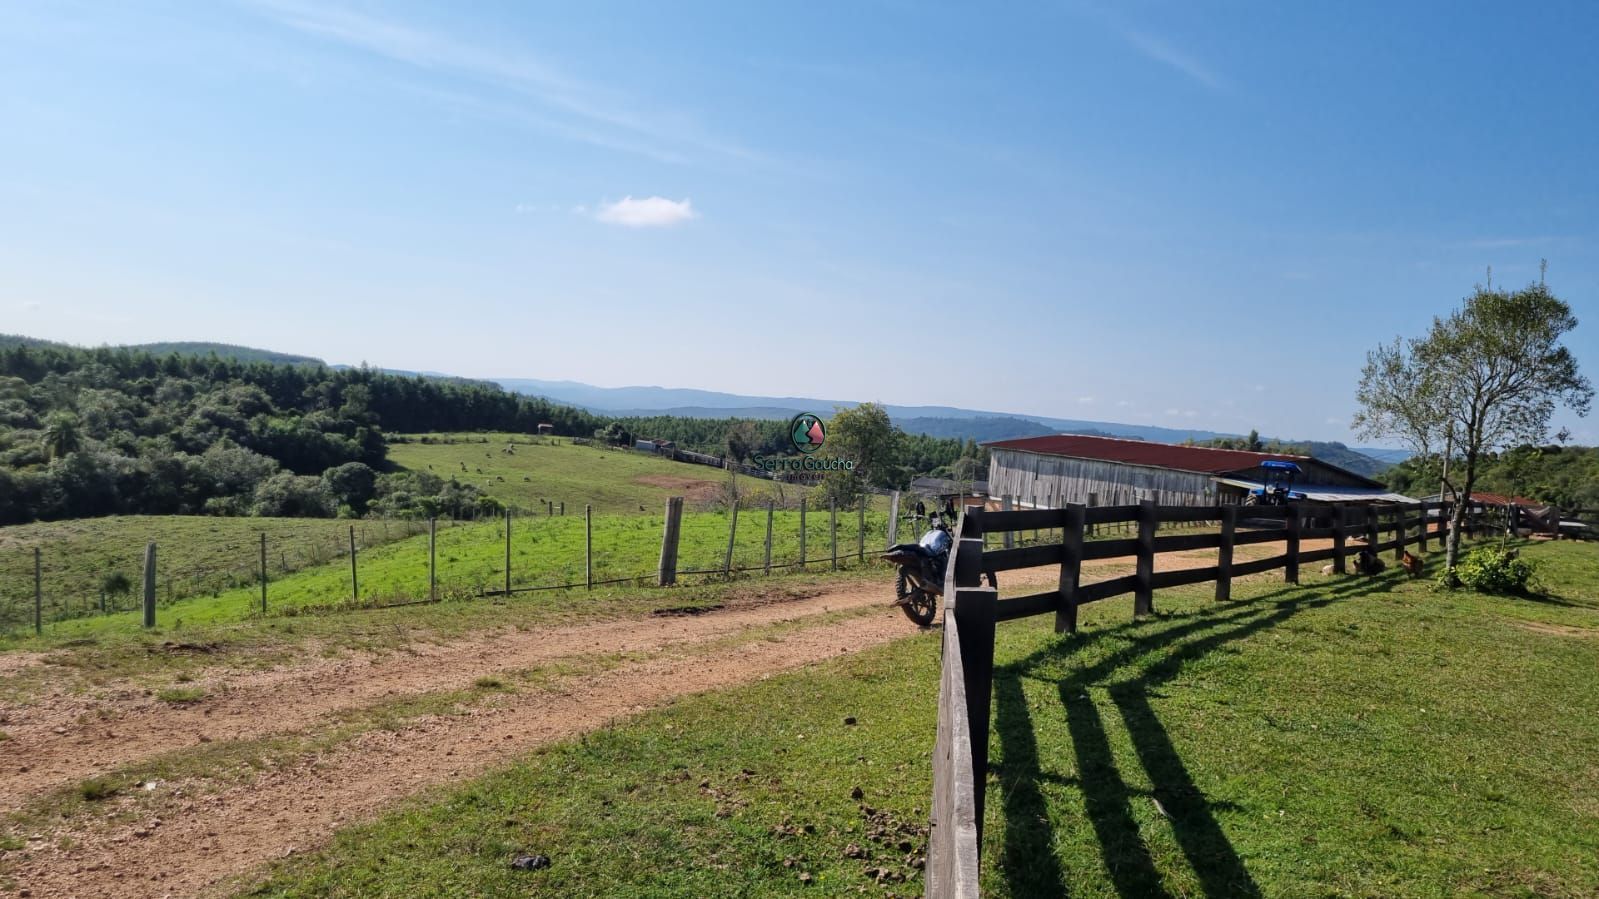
[[1164, 408, 1181, 417], [1116, 400, 1132, 408], [1077, 396, 1095, 405], [1124, 31, 1224, 90], [593, 196, 696, 228]]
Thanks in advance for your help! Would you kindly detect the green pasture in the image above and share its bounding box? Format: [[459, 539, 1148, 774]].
[[1, 501, 894, 644], [386, 433, 811, 514]]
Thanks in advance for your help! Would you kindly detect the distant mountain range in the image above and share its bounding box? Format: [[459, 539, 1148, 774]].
[[0, 335, 1407, 474], [494, 378, 1403, 476]]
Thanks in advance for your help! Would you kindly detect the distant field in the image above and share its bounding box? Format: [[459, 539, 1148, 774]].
[[387, 433, 810, 515], [3, 500, 894, 642], [0, 516, 428, 633]]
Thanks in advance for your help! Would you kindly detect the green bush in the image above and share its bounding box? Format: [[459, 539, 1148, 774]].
[[1449, 547, 1537, 594]]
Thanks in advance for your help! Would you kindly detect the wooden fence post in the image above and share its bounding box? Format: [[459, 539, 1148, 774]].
[[429, 517, 438, 601], [658, 497, 683, 586], [559, 501, 564, 516], [1135, 499, 1156, 617], [1332, 505, 1347, 574], [1393, 505, 1407, 561], [723, 501, 739, 576], [1419, 503, 1429, 553], [1285, 503, 1301, 584], [886, 490, 900, 549], [764, 501, 774, 574], [259, 533, 268, 615], [504, 509, 513, 595], [1001, 495, 1015, 550], [830, 497, 838, 572], [348, 526, 358, 602], [1366, 505, 1380, 561], [1087, 492, 1097, 537], [585, 504, 593, 590], [798, 498, 807, 570], [34, 547, 42, 636], [949, 510, 995, 851], [1217, 505, 1237, 601], [858, 498, 866, 562], [141, 542, 156, 629], [1057, 504, 1085, 634]]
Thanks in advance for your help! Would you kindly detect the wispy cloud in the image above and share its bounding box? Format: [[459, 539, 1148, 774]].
[[1460, 236, 1558, 250], [593, 196, 696, 228], [1077, 396, 1095, 405], [1123, 30, 1224, 90], [245, 0, 758, 165]]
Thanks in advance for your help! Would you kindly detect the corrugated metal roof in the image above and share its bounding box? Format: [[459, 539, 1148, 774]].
[[1215, 477, 1417, 504], [984, 434, 1312, 476]]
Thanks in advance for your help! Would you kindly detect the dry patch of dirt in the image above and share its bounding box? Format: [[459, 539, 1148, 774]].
[[1510, 619, 1599, 639], [633, 474, 722, 503]]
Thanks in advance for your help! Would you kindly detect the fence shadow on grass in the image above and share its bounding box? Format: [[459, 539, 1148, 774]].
[[990, 572, 1406, 898]]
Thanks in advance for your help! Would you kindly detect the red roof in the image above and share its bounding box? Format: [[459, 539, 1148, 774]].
[[983, 434, 1311, 475]]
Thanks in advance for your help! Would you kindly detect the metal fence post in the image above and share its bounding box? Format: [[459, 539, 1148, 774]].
[[429, 517, 438, 601], [764, 500, 774, 575], [504, 509, 513, 595], [585, 504, 593, 590], [830, 497, 838, 571], [798, 498, 808, 570], [857, 497, 866, 562]]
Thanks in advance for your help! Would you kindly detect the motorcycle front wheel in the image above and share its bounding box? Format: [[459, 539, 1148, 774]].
[[894, 568, 938, 626]]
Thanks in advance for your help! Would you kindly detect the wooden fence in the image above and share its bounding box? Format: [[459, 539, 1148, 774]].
[[925, 498, 1464, 898]]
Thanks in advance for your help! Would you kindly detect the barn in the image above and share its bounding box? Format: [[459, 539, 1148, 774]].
[[984, 434, 1413, 509]]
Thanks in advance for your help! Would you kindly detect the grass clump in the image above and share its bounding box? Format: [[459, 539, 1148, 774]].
[[155, 685, 208, 704], [76, 778, 118, 802]]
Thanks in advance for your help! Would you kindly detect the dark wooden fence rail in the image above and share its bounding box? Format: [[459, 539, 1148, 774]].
[[926, 498, 1455, 899]]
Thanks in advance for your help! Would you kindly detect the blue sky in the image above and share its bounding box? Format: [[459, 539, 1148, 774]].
[[3, 1, 1597, 445]]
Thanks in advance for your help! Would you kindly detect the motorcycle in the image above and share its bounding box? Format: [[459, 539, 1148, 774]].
[[881, 515, 995, 626]]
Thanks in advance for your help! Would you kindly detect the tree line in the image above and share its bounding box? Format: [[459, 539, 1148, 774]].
[[0, 344, 604, 525]]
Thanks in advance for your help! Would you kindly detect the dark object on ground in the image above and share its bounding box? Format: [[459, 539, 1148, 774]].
[[510, 854, 551, 871], [1401, 551, 1424, 578], [1354, 548, 1386, 576]]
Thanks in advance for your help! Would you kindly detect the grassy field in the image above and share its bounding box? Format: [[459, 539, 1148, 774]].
[[387, 433, 810, 514], [241, 540, 1599, 897], [0, 516, 430, 633], [0, 500, 895, 646]]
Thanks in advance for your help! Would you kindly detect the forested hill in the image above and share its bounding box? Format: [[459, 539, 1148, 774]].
[[125, 342, 324, 366], [0, 335, 323, 367], [0, 343, 602, 525]]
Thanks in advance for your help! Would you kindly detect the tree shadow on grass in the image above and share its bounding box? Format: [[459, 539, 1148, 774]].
[[990, 572, 1403, 898]]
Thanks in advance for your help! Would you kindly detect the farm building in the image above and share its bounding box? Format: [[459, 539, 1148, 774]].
[[984, 434, 1413, 509], [536, 422, 556, 435], [909, 476, 989, 503]]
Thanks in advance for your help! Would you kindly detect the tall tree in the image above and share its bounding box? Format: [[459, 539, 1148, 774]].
[[1354, 276, 1591, 581], [820, 402, 902, 504]]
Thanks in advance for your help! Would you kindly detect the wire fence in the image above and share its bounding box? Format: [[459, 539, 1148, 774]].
[[1, 493, 932, 637]]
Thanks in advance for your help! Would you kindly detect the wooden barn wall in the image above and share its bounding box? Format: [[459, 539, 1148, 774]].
[[988, 450, 1216, 508]]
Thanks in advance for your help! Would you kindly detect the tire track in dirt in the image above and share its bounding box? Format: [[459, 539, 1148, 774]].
[[0, 582, 893, 813], [6, 591, 923, 899]]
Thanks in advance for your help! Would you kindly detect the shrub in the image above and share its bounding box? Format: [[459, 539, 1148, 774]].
[[1449, 547, 1537, 594]]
